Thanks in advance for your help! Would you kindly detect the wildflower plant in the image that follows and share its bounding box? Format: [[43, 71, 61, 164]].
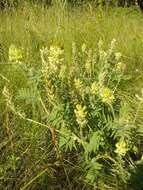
[[4, 39, 140, 189]]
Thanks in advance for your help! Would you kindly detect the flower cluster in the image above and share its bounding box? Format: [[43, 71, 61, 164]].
[[9, 45, 23, 62], [81, 43, 87, 53], [100, 87, 114, 104], [90, 81, 98, 95], [48, 46, 64, 65], [115, 140, 128, 156], [40, 45, 64, 74], [90, 82, 114, 104], [74, 78, 85, 96], [115, 52, 122, 61], [85, 49, 92, 73], [74, 104, 87, 126], [99, 50, 108, 65], [108, 38, 116, 56], [74, 79, 83, 90]]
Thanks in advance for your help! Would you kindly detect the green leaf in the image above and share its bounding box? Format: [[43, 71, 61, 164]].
[[59, 126, 77, 151], [85, 131, 103, 154], [16, 85, 40, 104], [85, 158, 103, 184]]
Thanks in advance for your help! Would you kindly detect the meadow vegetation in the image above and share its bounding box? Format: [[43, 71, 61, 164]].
[[0, 2, 143, 190]]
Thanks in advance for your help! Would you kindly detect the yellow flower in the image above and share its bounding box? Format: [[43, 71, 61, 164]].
[[98, 39, 103, 50], [100, 87, 114, 104], [9, 45, 23, 62], [40, 46, 64, 74], [116, 62, 125, 72], [115, 140, 128, 156], [48, 46, 64, 65], [59, 65, 67, 78], [74, 104, 87, 126], [99, 50, 108, 64], [49, 46, 63, 56], [115, 52, 122, 61], [98, 72, 106, 86], [74, 79, 85, 97], [85, 49, 92, 72], [81, 43, 87, 53], [90, 81, 98, 95], [74, 79, 83, 90], [108, 38, 116, 56]]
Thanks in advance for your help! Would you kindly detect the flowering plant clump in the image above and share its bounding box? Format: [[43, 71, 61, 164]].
[[5, 39, 138, 189], [37, 40, 133, 187]]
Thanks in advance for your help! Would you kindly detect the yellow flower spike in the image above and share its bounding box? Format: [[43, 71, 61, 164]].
[[100, 87, 114, 104], [59, 65, 67, 79], [81, 43, 87, 53], [9, 45, 23, 62], [48, 45, 64, 66], [98, 72, 107, 87], [115, 140, 128, 156], [98, 39, 103, 50], [74, 79, 85, 97], [41, 45, 64, 75], [49, 46, 63, 56], [85, 49, 92, 73], [91, 81, 99, 95], [108, 38, 117, 56], [110, 38, 116, 48], [99, 50, 108, 64], [74, 104, 87, 126], [115, 52, 122, 61], [74, 79, 83, 90]]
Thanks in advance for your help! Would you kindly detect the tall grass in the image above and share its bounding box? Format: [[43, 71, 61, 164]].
[[0, 3, 143, 190], [1, 4, 143, 71]]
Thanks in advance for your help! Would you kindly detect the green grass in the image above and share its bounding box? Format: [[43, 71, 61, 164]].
[[1, 5, 143, 84], [1, 3, 143, 190]]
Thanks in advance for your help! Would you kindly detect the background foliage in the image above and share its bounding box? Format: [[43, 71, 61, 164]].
[[0, 0, 139, 9]]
